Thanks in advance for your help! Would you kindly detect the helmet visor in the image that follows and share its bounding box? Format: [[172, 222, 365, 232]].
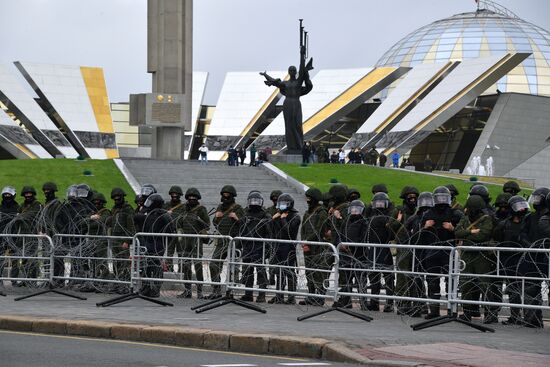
[[248, 197, 263, 207], [433, 193, 451, 205], [67, 186, 78, 199], [144, 196, 156, 208], [511, 200, 529, 213], [372, 199, 388, 209], [76, 188, 89, 198], [528, 194, 544, 205], [1, 186, 16, 196], [418, 196, 435, 208], [141, 186, 155, 196], [349, 205, 365, 215]]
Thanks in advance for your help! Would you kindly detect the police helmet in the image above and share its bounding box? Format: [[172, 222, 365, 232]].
[[347, 188, 361, 201], [144, 193, 164, 209], [305, 188, 323, 202], [503, 181, 521, 195], [247, 191, 264, 207], [21, 186, 37, 196], [1, 186, 16, 197], [42, 182, 58, 192], [371, 192, 390, 209], [348, 199, 365, 215], [417, 192, 435, 209], [469, 184, 490, 203], [269, 190, 283, 201], [92, 192, 107, 204], [528, 187, 550, 207], [276, 193, 294, 211], [399, 186, 419, 200], [371, 183, 388, 194], [465, 195, 486, 212], [168, 185, 183, 196], [185, 187, 202, 200], [508, 195, 530, 214], [220, 185, 237, 197], [140, 184, 157, 197], [433, 186, 452, 206], [329, 184, 348, 203], [445, 184, 459, 198], [111, 187, 126, 199], [495, 193, 512, 208]]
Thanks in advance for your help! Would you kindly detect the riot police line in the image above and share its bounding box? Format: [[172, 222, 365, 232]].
[[1, 180, 549, 330]]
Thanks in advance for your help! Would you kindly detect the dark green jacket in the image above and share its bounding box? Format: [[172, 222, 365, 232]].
[[213, 202, 244, 235], [177, 204, 210, 234], [301, 205, 329, 242], [109, 202, 136, 237], [17, 200, 42, 233], [87, 207, 111, 236], [455, 214, 493, 244]]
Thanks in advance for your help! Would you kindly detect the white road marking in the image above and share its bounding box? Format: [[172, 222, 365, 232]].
[[200, 364, 258, 367]]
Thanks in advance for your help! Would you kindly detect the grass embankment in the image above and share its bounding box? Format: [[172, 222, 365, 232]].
[[275, 163, 526, 205], [0, 159, 133, 207]]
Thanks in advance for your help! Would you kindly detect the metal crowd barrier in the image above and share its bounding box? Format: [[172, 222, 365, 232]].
[[193, 237, 342, 316], [117, 232, 232, 308], [51, 234, 134, 293], [336, 242, 455, 309], [0, 233, 53, 288], [455, 244, 550, 313]]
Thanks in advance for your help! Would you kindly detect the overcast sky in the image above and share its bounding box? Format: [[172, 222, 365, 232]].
[[1, 0, 549, 104]]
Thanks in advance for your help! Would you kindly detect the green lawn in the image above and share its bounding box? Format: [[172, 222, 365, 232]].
[[0, 159, 134, 207], [274, 163, 527, 205]]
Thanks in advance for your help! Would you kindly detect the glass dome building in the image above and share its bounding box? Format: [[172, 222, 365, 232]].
[[376, 3, 550, 96]]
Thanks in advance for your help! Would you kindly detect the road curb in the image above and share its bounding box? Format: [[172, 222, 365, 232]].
[[0, 315, 426, 366]]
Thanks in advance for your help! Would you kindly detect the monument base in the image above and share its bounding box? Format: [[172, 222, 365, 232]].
[[269, 154, 303, 164]]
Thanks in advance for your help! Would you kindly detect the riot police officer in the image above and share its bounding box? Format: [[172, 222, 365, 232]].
[[135, 193, 174, 297], [107, 188, 135, 293], [269, 193, 301, 304], [365, 192, 397, 312], [175, 187, 210, 299], [334, 199, 368, 309], [419, 186, 463, 319], [0, 186, 19, 291], [208, 185, 244, 299], [237, 191, 271, 302], [456, 195, 497, 323], [300, 188, 329, 306], [11, 186, 42, 286], [519, 187, 550, 328], [493, 195, 530, 325]]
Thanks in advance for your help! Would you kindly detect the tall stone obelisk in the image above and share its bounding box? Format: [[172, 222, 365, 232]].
[[147, 0, 192, 160]]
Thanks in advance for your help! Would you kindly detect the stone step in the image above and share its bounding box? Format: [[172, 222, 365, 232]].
[[122, 159, 307, 214]]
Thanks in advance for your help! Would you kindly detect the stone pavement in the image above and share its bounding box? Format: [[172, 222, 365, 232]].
[[0, 290, 548, 366]]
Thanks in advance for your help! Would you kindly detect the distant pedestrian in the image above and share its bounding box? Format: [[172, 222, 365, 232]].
[[198, 143, 208, 165], [338, 149, 345, 164], [302, 142, 311, 164], [238, 147, 246, 165], [227, 145, 237, 166], [392, 151, 400, 168], [249, 143, 257, 167], [379, 153, 387, 167]]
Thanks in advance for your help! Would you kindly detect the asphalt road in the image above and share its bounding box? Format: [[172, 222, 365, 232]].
[[0, 330, 356, 367]]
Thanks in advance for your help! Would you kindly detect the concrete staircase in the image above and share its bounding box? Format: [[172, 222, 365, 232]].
[[122, 158, 307, 213]]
